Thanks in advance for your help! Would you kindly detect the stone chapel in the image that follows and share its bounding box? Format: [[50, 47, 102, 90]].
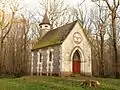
[[31, 12, 92, 76]]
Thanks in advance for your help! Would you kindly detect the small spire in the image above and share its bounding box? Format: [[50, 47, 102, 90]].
[[39, 12, 51, 25]]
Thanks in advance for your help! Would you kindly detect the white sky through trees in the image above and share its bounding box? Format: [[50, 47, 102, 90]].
[[23, 0, 82, 6], [20, 0, 93, 10], [18, 0, 95, 27]]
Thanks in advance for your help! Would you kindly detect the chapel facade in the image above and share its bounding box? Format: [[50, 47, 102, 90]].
[[31, 12, 92, 76]]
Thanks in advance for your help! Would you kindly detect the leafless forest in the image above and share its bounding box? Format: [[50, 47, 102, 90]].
[[0, 0, 120, 78]]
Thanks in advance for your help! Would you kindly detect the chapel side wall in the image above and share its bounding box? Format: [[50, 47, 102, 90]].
[[40, 45, 61, 75], [41, 48, 47, 74], [52, 45, 61, 75], [61, 22, 92, 76]]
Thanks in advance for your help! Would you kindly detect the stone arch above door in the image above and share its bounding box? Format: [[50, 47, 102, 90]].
[[71, 46, 84, 62], [73, 50, 80, 61]]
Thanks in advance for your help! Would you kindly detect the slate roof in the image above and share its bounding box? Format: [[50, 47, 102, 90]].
[[39, 12, 51, 25], [32, 20, 77, 51]]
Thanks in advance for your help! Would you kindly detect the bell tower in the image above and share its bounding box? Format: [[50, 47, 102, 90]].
[[39, 12, 51, 38]]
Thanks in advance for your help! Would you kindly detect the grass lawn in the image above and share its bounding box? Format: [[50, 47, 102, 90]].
[[0, 75, 120, 90]]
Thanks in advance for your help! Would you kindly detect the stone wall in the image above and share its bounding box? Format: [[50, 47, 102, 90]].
[[52, 45, 61, 74], [42, 48, 47, 74], [32, 45, 61, 75]]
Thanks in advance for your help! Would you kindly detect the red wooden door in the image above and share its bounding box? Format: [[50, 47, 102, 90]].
[[73, 61, 80, 73]]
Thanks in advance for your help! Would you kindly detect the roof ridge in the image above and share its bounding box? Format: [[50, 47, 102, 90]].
[[42, 20, 77, 38], [52, 20, 77, 31]]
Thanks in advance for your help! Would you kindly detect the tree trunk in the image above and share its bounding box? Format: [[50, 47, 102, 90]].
[[0, 39, 4, 74], [112, 11, 119, 78], [99, 30, 104, 77]]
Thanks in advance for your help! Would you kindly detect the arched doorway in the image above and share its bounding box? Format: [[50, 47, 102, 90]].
[[72, 50, 81, 73]]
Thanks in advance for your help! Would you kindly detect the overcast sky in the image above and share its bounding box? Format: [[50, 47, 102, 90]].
[[20, 0, 93, 10], [22, 0, 83, 7]]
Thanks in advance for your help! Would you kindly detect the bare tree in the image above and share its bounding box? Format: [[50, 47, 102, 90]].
[[92, 0, 120, 78], [0, 0, 19, 74], [94, 1, 109, 77], [38, 0, 69, 28], [70, 0, 88, 29], [102, 0, 119, 78]]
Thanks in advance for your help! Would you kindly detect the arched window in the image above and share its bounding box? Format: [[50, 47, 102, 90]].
[[39, 53, 42, 62], [49, 51, 53, 61]]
